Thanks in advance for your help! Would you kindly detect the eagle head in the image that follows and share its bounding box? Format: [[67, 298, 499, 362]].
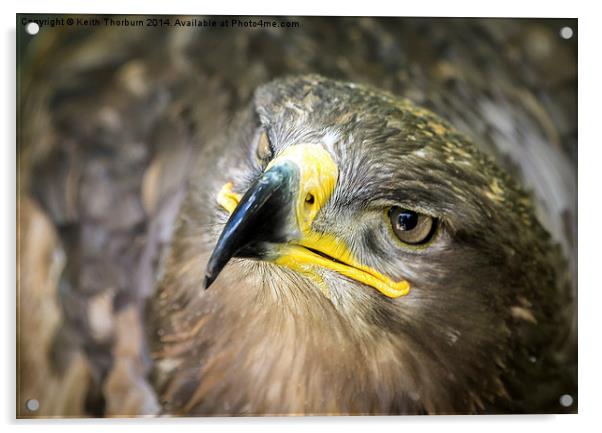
[[151, 75, 573, 415]]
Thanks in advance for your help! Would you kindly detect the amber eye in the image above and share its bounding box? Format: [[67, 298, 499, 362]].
[[388, 207, 436, 245], [255, 130, 273, 163]]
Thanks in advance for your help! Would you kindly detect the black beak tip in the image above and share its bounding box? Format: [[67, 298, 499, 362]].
[[203, 274, 214, 290]]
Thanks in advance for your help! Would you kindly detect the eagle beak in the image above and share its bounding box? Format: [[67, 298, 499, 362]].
[[203, 160, 299, 289], [204, 143, 410, 298]]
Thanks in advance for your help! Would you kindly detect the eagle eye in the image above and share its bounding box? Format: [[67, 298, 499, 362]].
[[388, 207, 437, 245], [255, 130, 273, 163]]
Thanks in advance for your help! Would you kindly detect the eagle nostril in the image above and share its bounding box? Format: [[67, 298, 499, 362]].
[[305, 193, 315, 205]]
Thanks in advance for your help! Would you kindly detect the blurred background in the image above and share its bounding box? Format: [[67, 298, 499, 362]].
[[17, 15, 577, 417]]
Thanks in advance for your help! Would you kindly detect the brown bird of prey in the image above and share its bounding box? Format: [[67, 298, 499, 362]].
[[150, 74, 575, 415], [18, 17, 576, 417]]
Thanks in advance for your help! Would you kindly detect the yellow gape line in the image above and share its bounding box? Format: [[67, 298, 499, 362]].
[[217, 182, 242, 214], [216, 143, 411, 299], [275, 244, 411, 298]]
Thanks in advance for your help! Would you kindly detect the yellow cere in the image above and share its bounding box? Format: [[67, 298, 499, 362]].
[[266, 144, 339, 233], [217, 143, 411, 299]]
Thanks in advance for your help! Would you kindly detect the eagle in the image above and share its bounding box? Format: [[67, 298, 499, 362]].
[[18, 17, 576, 417], [150, 74, 575, 415]]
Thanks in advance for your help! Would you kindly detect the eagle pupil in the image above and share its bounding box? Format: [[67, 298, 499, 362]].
[[397, 210, 418, 231]]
